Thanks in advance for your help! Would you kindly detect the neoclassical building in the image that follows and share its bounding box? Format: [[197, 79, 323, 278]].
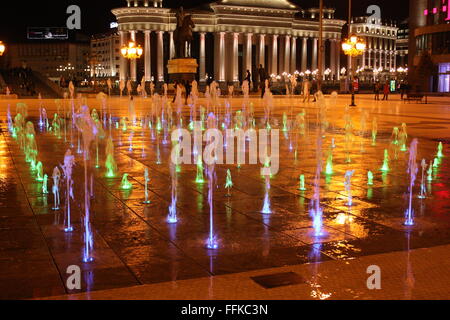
[[350, 16, 399, 72], [112, 0, 346, 85]]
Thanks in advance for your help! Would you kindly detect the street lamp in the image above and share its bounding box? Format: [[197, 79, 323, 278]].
[[0, 41, 6, 56], [121, 41, 143, 60], [342, 0, 366, 107]]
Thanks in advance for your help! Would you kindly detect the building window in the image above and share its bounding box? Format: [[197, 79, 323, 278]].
[[438, 63, 450, 93]]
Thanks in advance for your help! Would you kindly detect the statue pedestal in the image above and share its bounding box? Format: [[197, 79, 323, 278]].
[[167, 58, 198, 82]]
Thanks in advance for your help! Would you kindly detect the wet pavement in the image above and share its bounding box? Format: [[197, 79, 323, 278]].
[[0, 94, 449, 299]]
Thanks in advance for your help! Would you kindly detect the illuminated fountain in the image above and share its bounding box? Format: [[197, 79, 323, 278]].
[[367, 171, 374, 186], [167, 162, 178, 224], [196, 156, 205, 184], [225, 169, 233, 197], [371, 117, 378, 146], [61, 150, 75, 232], [120, 174, 133, 190], [105, 137, 117, 178], [261, 174, 272, 215], [205, 164, 219, 249], [399, 123, 408, 152], [325, 146, 333, 175], [75, 106, 98, 263], [298, 174, 307, 191], [380, 149, 390, 172], [418, 159, 427, 199], [404, 139, 419, 226], [310, 135, 324, 237], [427, 160, 433, 181], [35, 161, 44, 182], [42, 174, 48, 194], [344, 170, 355, 206], [143, 168, 151, 204], [52, 167, 61, 211], [437, 142, 444, 158]]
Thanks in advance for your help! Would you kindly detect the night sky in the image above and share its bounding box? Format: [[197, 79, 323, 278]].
[[0, 0, 409, 42]]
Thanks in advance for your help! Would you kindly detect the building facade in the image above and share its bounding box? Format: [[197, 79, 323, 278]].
[[6, 40, 90, 81], [409, 0, 450, 92], [90, 32, 121, 78], [112, 0, 346, 85], [396, 20, 409, 68], [350, 16, 399, 73]]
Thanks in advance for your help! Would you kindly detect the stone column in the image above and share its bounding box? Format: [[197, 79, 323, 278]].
[[130, 30, 137, 81], [301, 37, 307, 71], [321, 39, 326, 78], [330, 39, 336, 79], [199, 32, 206, 83], [232, 32, 239, 82], [219, 32, 226, 82], [312, 38, 318, 71], [169, 31, 175, 60], [336, 40, 341, 80], [245, 33, 253, 74], [291, 36, 297, 73], [144, 30, 151, 81], [271, 35, 278, 75], [368, 49, 371, 69], [384, 50, 388, 70], [284, 35, 291, 74], [393, 51, 397, 70], [379, 49, 383, 70], [157, 31, 164, 82], [119, 30, 127, 81], [258, 34, 265, 68]]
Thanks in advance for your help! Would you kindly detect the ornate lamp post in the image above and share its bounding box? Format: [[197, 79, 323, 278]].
[[121, 41, 143, 60], [342, 0, 366, 107], [0, 41, 6, 56]]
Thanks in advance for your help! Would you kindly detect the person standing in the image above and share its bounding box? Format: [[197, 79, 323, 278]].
[[258, 64, 267, 98], [382, 81, 390, 101], [245, 70, 252, 86], [302, 78, 311, 103], [374, 81, 380, 101]]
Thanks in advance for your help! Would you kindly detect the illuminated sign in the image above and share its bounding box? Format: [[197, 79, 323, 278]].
[[110, 22, 118, 29], [27, 27, 69, 40], [424, 0, 450, 21]]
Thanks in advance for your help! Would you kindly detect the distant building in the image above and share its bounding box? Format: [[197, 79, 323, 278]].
[[90, 32, 121, 78], [396, 20, 409, 68], [349, 16, 399, 73], [408, 0, 450, 92], [5, 33, 90, 81]]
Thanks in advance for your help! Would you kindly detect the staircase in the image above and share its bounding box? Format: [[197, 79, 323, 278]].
[[0, 69, 63, 99]]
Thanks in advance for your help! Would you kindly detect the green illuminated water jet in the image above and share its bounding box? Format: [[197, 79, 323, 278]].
[[225, 169, 233, 197], [367, 171, 374, 185], [437, 142, 444, 158], [325, 146, 333, 175], [105, 137, 117, 178], [35, 161, 44, 181], [298, 174, 306, 191], [120, 174, 133, 190], [196, 157, 205, 184], [380, 149, 390, 172]]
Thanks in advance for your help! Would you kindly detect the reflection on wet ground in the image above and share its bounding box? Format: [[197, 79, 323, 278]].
[[0, 96, 449, 299]]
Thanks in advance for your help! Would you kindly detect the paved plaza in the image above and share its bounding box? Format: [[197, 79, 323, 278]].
[[0, 94, 449, 300]]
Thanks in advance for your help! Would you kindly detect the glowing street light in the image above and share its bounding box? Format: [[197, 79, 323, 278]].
[[121, 41, 143, 59], [0, 41, 5, 56], [342, 0, 366, 107]]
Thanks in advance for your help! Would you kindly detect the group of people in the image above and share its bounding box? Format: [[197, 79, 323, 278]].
[[373, 80, 410, 101], [373, 81, 391, 101]]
